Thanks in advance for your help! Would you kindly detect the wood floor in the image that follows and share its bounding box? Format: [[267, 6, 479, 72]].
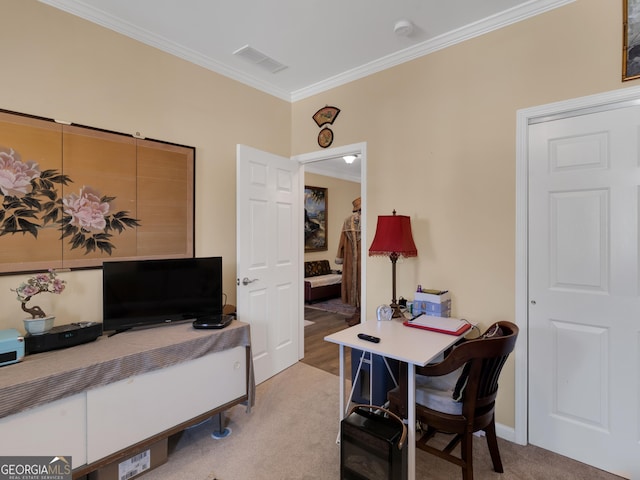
[[301, 307, 352, 376]]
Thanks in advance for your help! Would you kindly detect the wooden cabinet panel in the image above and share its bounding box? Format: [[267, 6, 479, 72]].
[[0, 393, 87, 464], [86, 346, 247, 463]]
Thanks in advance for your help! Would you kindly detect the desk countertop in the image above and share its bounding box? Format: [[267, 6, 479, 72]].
[[0, 321, 252, 419], [324, 318, 463, 366]]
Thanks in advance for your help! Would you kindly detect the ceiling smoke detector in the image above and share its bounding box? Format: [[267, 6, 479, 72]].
[[394, 20, 414, 37]]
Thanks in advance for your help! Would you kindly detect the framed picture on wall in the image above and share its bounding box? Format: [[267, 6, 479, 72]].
[[304, 186, 327, 252], [623, 0, 640, 81], [0, 109, 195, 273]]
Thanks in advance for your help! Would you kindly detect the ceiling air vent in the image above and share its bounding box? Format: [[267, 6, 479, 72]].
[[233, 45, 287, 74]]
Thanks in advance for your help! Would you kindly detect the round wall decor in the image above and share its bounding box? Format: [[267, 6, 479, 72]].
[[317, 127, 334, 148]]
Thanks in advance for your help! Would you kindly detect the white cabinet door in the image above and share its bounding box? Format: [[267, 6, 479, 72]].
[[86, 346, 246, 463], [0, 393, 87, 465]]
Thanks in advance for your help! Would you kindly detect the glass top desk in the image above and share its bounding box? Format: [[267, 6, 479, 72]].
[[325, 317, 467, 480]]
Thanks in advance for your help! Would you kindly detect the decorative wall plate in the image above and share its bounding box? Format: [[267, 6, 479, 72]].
[[317, 127, 334, 148]]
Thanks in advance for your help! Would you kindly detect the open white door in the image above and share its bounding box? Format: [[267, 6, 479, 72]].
[[236, 144, 300, 385]]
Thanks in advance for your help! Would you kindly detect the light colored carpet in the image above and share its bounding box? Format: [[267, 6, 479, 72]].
[[304, 319, 315, 327], [142, 362, 341, 480], [141, 362, 623, 480]]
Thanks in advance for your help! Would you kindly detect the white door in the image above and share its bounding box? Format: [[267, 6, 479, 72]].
[[236, 144, 300, 385], [528, 106, 640, 478]]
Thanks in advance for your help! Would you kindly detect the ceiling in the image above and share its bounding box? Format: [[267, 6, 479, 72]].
[[38, 0, 570, 183], [305, 155, 362, 184], [40, 0, 570, 102]]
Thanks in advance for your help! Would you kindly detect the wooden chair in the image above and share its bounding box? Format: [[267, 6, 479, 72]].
[[387, 321, 519, 480]]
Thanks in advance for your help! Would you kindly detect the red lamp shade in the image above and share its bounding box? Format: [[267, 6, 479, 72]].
[[368, 210, 417, 318], [369, 211, 417, 258]]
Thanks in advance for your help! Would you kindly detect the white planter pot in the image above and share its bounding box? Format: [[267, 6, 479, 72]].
[[23, 316, 55, 335]]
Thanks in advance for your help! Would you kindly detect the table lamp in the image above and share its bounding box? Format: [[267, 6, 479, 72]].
[[368, 210, 418, 318]]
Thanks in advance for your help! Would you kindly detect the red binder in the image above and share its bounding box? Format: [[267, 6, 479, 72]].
[[403, 317, 472, 336]]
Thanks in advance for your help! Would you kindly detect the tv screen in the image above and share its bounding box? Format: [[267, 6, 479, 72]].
[[102, 257, 223, 333]]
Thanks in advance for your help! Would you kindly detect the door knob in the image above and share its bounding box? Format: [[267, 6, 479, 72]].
[[242, 277, 258, 286]]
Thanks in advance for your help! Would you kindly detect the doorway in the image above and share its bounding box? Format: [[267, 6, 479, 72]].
[[516, 87, 640, 478], [294, 142, 367, 363]]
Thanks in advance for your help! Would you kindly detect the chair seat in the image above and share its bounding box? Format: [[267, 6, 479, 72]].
[[415, 367, 464, 415]]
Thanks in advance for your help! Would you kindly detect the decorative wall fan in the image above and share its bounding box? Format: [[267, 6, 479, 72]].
[[313, 106, 340, 148]]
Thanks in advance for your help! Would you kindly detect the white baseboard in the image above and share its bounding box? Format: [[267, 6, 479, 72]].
[[496, 422, 520, 444]]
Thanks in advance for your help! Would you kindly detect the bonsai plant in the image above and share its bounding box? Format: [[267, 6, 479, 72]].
[[13, 269, 66, 319]]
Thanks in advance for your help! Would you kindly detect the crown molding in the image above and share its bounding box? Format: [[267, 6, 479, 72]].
[[291, 0, 574, 101], [40, 0, 574, 103]]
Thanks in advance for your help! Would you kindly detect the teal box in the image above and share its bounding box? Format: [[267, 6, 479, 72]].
[[0, 328, 25, 366]]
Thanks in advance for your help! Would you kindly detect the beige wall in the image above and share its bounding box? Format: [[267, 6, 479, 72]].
[[0, 0, 634, 431], [292, 0, 629, 427], [0, 1, 290, 329], [304, 172, 360, 269]]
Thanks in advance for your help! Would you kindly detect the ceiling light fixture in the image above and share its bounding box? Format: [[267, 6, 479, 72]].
[[343, 155, 357, 164], [394, 19, 414, 37]]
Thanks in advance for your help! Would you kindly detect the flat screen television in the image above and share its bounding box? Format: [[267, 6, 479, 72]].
[[102, 256, 223, 333]]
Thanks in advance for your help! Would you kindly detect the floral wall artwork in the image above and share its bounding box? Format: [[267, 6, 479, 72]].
[[0, 147, 139, 255], [0, 110, 194, 274]]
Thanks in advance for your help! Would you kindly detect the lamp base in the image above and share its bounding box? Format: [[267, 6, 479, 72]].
[[390, 303, 403, 318]]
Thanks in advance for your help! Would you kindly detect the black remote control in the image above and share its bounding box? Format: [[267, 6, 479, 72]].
[[358, 333, 380, 343]]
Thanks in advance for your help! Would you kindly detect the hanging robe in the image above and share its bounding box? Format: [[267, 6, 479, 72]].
[[335, 211, 361, 307]]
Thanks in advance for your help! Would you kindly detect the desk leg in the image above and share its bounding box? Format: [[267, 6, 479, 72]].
[[339, 344, 345, 420], [335, 344, 346, 445], [408, 362, 416, 480]]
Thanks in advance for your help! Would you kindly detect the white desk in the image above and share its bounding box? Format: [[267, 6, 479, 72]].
[[324, 317, 466, 480]]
